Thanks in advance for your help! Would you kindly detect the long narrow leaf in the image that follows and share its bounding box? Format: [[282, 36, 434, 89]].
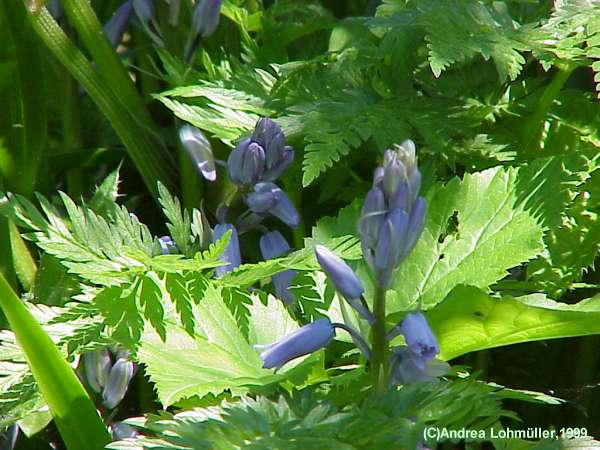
[[0, 273, 110, 450], [23, 5, 177, 199]]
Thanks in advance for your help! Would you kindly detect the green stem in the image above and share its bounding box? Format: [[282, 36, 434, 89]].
[[25, 6, 178, 198], [370, 286, 388, 393], [0, 273, 110, 449], [521, 61, 575, 156]]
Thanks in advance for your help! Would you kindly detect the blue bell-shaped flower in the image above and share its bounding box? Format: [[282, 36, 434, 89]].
[[258, 319, 335, 370], [213, 223, 241, 276]]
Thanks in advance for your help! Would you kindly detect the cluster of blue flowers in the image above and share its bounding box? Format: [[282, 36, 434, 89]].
[[254, 140, 442, 386], [178, 118, 299, 304], [173, 115, 441, 387], [51, 0, 224, 58], [83, 348, 136, 410]]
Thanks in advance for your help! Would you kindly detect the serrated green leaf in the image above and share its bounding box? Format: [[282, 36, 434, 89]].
[[389, 165, 546, 313], [137, 284, 303, 406]]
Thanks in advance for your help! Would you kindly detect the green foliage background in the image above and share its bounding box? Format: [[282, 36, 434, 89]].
[[1, 0, 600, 449]]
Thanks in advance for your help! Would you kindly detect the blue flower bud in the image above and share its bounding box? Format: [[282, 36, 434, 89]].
[[1, 424, 18, 450], [192, 0, 223, 37], [402, 197, 426, 259], [400, 312, 439, 370], [133, 0, 154, 22], [158, 235, 178, 255], [103, 1, 134, 48], [260, 231, 296, 305], [263, 146, 294, 181], [360, 139, 425, 287], [359, 187, 386, 251], [213, 223, 241, 277], [227, 139, 265, 186], [374, 209, 409, 288], [389, 346, 448, 385], [252, 118, 284, 164], [314, 245, 364, 300], [102, 358, 135, 409], [110, 422, 139, 440], [258, 318, 335, 369], [179, 124, 216, 182], [84, 350, 112, 393], [247, 183, 299, 228]]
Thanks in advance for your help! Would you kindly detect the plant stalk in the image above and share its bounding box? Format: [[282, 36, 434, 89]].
[[370, 286, 388, 393]]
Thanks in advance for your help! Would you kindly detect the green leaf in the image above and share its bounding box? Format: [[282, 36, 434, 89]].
[[0, 273, 110, 448], [137, 284, 301, 406], [157, 182, 192, 256], [389, 165, 546, 314], [108, 380, 527, 450], [428, 286, 600, 360], [88, 165, 121, 217], [219, 235, 361, 288]]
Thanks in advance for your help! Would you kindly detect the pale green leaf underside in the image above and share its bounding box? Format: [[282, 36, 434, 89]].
[[429, 286, 600, 360]]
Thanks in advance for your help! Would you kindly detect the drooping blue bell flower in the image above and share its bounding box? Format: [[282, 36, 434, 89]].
[[110, 422, 139, 440], [103, 1, 134, 47], [0, 424, 18, 450], [192, 0, 223, 37], [179, 124, 216, 181], [260, 231, 296, 305], [84, 349, 112, 393], [227, 119, 293, 186], [157, 235, 178, 255], [227, 139, 265, 186], [258, 318, 335, 370], [389, 346, 448, 385], [314, 245, 375, 324], [400, 312, 439, 370], [251, 118, 294, 181], [102, 358, 135, 409], [213, 223, 241, 276], [246, 182, 300, 228], [133, 0, 154, 22], [314, 245, 364, 300]]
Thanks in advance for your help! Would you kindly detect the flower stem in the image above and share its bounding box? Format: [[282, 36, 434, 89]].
[[370, 286, 388, 393]]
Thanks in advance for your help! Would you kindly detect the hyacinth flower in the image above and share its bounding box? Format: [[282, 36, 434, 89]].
[[260, 231, 296, 305], [389, 346, 448, 385], [192, 0, 223, 37], [179, 124, 217, 182], [0, 424, 18, 450], [84, 349, 112, 394], [102, 357, 135, 409], [359, 140, 426, 289], [257, 319, 335, 370], [185, 0, 223, 60], [103, 1, 134, 47], [110, 422, 139, 441], [213, 223, 241, 277], [251, 118, 295, 181], [314, 245, 375, 325], [246, 182, 300, 228], [157, 235, 178, 255], [399, 312, 440, 369], [83, 349, 136, 410], [227, 118, 294, 186], [258, 319, 372, 371]]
